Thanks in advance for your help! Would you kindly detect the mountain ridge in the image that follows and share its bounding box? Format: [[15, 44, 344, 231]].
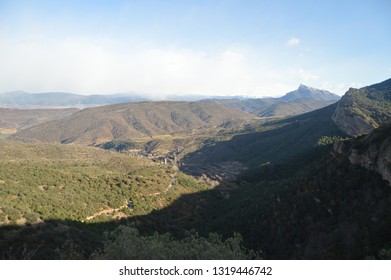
[[10, 101, 251, 145], [204, 84, 340, 117], [332, 78, 391, 136], [0, 91, 149, 108]]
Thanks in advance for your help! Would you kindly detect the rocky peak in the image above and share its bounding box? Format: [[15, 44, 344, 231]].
[[281, 85, 340, 102]]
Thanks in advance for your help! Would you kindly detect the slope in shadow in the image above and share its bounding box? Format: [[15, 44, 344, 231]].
[[180, 103, 345, 180], [1, 145, 391, 260]]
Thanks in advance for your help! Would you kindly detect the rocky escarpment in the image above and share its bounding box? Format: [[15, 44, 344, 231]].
[[332, 78, 391, 137], [333, 124, 391, 185]]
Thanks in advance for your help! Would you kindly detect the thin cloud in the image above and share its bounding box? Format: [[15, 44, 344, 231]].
[[0, 37, 266, 97], [291, 68, 319, 82], [286, 37, 300, 48]]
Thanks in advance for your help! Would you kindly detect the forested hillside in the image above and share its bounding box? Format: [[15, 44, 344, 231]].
[[1, 78, 391, 260], [10, 101, 250, 145]]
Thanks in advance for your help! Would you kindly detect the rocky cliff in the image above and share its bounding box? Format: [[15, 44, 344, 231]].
[[333, 124, 391, 185], [332, 78, 391, 137]]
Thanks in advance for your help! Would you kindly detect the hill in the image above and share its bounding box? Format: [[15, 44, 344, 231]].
[[205, 84, 339, 117], [133, 121, 391, 259], [254, 98, 335, 117], [0, 107, 79, 138], [10, 101, 251, 145], [332, 78, 391, 136], [0, 91, 148, 108], [0, 140, 210, 227], [181, 103, 345, 170], [180, 79, 391, 182]]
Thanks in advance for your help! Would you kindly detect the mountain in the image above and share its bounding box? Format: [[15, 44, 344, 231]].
[[281, 84, 340, 102], [254, 98, 336, 117], [137, 89, 391, 259], [0, 107, 79, 137], [10, 101, 251, 145], [181, 103, 345, 170], [0, 91, 148, 108], [202, 97, 277, 113], [204, 84, 340, 117], [332, 78, 391, 136]]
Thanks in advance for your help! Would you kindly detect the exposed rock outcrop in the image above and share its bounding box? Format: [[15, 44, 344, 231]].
[[332, 78, 391, 137], [333, 125, 391, 185]]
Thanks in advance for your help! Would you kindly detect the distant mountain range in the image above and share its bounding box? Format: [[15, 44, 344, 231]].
[[1, 84, 340, 139], [203, 84, 340, 117], [1, 85, 339, 114], [5, 83, 356, 147], [0, 91, 148, 108], [8, 79, 391, 149]]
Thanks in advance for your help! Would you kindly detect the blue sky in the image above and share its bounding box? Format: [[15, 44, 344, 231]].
[[0, 0, 390, 97]]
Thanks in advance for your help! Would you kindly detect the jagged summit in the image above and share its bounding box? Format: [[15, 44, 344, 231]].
[[281, 84, 340, 102]]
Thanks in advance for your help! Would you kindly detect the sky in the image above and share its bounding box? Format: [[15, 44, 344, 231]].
[[0, 0, 390, 98]]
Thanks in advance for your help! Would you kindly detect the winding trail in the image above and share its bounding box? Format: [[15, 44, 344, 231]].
[[84, 204, 127, 221]]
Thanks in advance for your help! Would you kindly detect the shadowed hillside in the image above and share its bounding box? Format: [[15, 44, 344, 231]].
[[181, 103, 345, 172]]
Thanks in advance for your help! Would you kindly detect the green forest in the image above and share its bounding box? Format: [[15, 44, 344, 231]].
[[1, 79, 391, 260]]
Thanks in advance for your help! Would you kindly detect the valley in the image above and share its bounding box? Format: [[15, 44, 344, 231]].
[[0, 79, 391, 259]]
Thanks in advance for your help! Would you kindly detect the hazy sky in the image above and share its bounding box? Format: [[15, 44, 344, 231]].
[[1, 0, 390, 98]]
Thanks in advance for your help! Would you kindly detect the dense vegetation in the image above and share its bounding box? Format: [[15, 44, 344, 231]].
[[9, 101, 251, 145], [0, 141, 253, 259], [134, 146, 391, 259], [102, 225, 259, 260], [0, 141, 210, 226], [1, 79, 390, 260], [0, 107, 78, 138]]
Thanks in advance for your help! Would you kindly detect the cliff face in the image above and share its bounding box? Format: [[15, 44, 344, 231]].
[[332, 78, 391, 137], [332, 90, 379, 136], [333, 125, 391, 185]]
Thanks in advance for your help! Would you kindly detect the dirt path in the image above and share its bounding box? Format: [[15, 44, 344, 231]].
[[84, 204, 127, 221]]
